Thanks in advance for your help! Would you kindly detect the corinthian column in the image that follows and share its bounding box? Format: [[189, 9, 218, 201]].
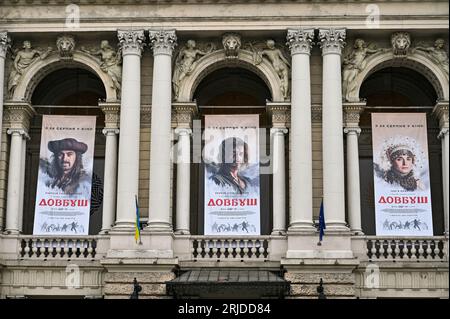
[[100, 102, 120, 233], [433, 101, 449, 235], [343, 102, 365, 234], [286, 28, 315, 231], [0, 32, 11, 152], [4, 102, 35, 234], [114, 30, 145, 230], [319, 28, 348, 231], [173, 103, 197, 234], [147, 30, 177, 232]]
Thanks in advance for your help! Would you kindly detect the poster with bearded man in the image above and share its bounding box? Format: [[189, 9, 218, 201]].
[[33, 115, 96, 235], [372, 113, 433, 236]]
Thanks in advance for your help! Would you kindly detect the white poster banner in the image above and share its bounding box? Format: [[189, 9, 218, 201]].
[[372, 113, 433, 236], [204, 115, 260, 235], [33, 115, 96, 235]]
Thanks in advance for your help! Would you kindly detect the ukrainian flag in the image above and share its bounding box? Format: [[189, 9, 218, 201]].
[[135, 195, 141, 244]]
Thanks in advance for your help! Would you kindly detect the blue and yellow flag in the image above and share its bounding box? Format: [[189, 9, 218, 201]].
[[135, 195, 142, 244]]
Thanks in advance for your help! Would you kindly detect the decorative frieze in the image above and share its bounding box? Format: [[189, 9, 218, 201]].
[[173, 102, 198, 128], [3, 102, 36, 132], [148, 30, 177, 56], [266, 102, 290, 128], [100, 102, 120, 129], [343, 102, 365, 128], [140, 105, 152, 127]]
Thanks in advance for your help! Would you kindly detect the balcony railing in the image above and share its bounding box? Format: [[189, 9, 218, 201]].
[[19, 236, 98, 260], [365, 236, 447, 261], [190, 236, 271, 261]]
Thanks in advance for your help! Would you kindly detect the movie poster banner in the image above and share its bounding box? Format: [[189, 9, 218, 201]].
[[33, 115, 96, 235], [372, 113, 433, 236], [204, 115, 260, 235]]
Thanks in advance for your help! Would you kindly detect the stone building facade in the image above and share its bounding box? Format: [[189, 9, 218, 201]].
[[0, 0, 448, 298]]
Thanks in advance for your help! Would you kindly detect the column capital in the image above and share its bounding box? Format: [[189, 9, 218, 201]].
[[7, 128, 29, 139], [344, 127, 361, 136], [117, 30, 146, 57], [343, 101, 365, 127], [318, 28, 346, 56], [173, 102, 198, 129], [433, 100, 449, 132], [148, 29, 177, 56], [266, 102, 291, 128], [270, 127, 288, 136], [0, 31, 11, 59], [102, 128, 120, 136], [174, 127, 192, 137], [100, 101, 120, 129], [4, 101, 36, 132], [286, 28, 315, 55]]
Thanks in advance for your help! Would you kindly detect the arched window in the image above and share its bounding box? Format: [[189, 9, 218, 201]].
[[22, 68, 107, 235], [357, 66, 444, 235], [183, 67, 278, 235]]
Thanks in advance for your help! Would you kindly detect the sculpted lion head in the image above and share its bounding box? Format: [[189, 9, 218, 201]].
[[56, 35, 76, 58], [222, 33, 241, 58], [391, 32, 411, 56]]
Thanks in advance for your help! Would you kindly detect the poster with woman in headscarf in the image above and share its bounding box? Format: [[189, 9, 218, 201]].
[[372, 113, 433, 236]]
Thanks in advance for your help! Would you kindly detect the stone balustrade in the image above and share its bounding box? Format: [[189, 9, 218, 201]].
[[190, 236, 271, 261], [365, 236, 447, 261], [19, 236, 99, 260]]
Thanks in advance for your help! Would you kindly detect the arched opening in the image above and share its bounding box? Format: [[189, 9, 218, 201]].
[[31, 68, 106, 106], [23, 68, 106, 235], [357, 66, 443, 235], [184, 67, 278, 235], [193, 68, 271, 106], [360, 67, 438, 106]]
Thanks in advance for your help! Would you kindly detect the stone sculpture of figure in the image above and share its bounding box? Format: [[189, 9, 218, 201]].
[[414, 39, 449, 74], [342, 39, 381, 101], [7, 40, 52, 98], [253, 40, 291, 99], [82, 40, 122, 93], [172, 40, 209, 100]]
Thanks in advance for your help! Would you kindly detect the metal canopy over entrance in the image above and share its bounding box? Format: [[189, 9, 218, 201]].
[[166, 268, 290, 299]]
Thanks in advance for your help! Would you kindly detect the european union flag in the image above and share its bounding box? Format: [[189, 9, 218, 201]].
[[318, 200, 326, 246]]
